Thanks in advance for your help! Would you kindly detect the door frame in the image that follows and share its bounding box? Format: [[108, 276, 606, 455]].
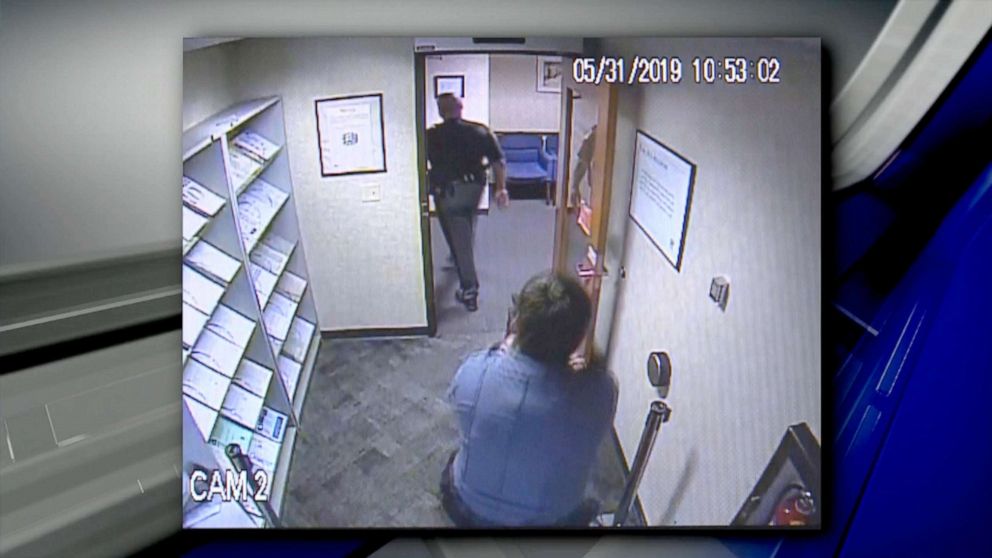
[[416, 49, 577, 337], [414, 52, 438, 336], [551, 81, 620, 361]]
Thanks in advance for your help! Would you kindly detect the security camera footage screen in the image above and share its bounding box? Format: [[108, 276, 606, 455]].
[[181, 36, 821, 529]]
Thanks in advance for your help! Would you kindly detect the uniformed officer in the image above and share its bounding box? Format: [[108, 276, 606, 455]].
[[427, 93, 509, 312]]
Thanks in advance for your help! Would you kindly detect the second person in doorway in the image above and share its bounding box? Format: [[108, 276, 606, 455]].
[[427, 92, 510, 312]]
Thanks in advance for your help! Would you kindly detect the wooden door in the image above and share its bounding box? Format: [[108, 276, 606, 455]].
[[552, 79, 619, 361]]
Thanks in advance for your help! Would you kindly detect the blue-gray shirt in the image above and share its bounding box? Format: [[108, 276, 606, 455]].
[[447, 346, 618, 525]]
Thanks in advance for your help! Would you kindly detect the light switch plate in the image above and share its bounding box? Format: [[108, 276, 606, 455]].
[[362, 183, 381, 203]]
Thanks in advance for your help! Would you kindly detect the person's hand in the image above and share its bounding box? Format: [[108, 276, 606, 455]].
[[499, 333, 516, 352], [569, 353, 588, 372], [495, 188, 510, 209]]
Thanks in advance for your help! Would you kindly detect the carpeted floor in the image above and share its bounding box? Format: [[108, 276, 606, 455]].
[[431, 199, 558, 336], [282, 199, 632, 527]]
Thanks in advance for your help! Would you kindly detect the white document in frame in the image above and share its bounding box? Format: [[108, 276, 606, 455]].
[[186, 241, 241, 284], [232, 359, 274, 398], [320, 100, 377, 173], [183, 358, 232, 410], [629, 132, 694, 267], [205, 304, 256, 349], [183, 264, 225, 315], [221, 384, 266, 429], [191, 329, 246, 377]]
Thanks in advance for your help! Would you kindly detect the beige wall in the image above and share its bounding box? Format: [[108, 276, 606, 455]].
[[424, 54, 490, 127], [229, 37, 426, 331], [489, 54, 561, 133], [597, 38, 822, 525], [182, 43, 239, 131]]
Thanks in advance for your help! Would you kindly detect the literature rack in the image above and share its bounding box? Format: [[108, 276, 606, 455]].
[[181, 97, 321, 528]]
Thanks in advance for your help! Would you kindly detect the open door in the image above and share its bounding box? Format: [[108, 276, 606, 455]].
[[553, 73, 619, 361]]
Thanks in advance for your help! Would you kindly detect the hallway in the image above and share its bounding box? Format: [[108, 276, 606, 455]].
[[282, 199, 630, 526], [431, 199, 556, 335]]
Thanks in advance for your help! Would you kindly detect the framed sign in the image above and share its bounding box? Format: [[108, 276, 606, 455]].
[[434, 75, 465, 98], [536, 55, 562, 93], [315, 93, 386, 177], [628, 130, 696, 271]]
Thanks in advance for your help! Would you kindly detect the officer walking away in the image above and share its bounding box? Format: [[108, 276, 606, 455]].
[[427, 92, 510, 312]]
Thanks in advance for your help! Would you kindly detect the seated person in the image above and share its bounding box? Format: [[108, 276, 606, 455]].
[[441, 272, 619, 526]]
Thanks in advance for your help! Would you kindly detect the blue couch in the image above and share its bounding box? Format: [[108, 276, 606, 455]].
[[497, 133, 558, 204], [543, 135, 558, 183]]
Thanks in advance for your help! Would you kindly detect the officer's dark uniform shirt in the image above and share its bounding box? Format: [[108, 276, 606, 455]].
[[427, 118, 504, 188]]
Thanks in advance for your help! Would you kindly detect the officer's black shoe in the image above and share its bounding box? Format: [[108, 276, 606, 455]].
[[455, 290, 478, 312]]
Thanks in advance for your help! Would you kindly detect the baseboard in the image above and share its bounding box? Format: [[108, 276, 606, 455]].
[[321, 326, 431, 339]]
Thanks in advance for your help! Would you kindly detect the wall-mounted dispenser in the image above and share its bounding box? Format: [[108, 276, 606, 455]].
[[710, 275, 730, 311], [647, 351, 672, 398]]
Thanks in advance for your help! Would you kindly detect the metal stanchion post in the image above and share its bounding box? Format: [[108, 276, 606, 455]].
[[601, 400, 672, 527]]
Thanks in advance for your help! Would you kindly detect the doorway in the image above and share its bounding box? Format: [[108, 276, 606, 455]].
[[415, 52, 564, 336]]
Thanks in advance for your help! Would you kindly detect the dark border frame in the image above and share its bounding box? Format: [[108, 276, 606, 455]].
[[434, 74, 465, 98], [314, 93, 387, 177], [627, 129, 697, 272], [731, 422, 822, 527], [536, 54, 564, 93]]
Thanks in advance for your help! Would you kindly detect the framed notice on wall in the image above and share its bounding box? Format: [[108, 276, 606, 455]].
[[315, 93, 386, 177], [536, 55, 562, 93], [628, 130, 696, 271], [434, 75, 465, 98]]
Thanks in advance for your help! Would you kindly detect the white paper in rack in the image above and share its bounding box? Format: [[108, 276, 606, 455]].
[[183, 265, 225, 315], [184, 396, 219, 441], [248, 434, 281, 473], [276, 354, 303, 398], [183, 206, 209, 241], [182, 302, 210, 348], [276, 271, 307, 302], [282, 317, 314, 363], [183, 358, 231, 410], [228, 147, 263, 190], [186, 241, 241, 284], [205, 304, 255, 349], [263, 293, 295, 341], [233, 359, 274, 397], [183, 176, 226, 216], [251, 241, 292, 275], [191, 329, 245, 377], [250, 263, 279, 307], [233, 130, 280, 161], [221, 384, 266, 430]]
